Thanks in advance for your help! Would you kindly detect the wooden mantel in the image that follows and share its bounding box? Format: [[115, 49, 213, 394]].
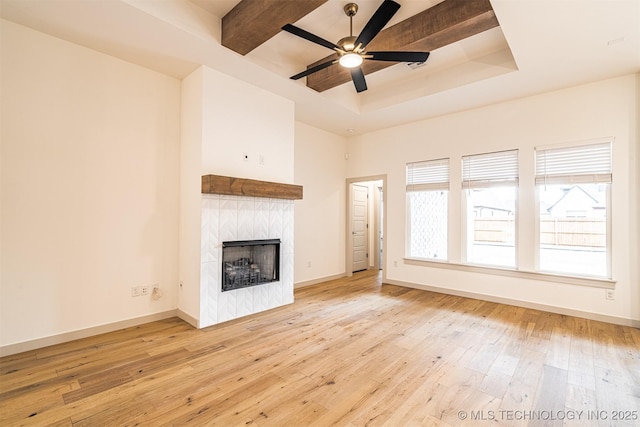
[[202, 175, 303, 200]]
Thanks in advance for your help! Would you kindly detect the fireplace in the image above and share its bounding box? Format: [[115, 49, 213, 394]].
[[196, 175, 301, 328], [222, 239, 280, 292]]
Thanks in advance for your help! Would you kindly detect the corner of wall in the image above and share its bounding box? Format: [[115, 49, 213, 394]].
[[630, 73, 640, 321], [178, 67, 204, 322]]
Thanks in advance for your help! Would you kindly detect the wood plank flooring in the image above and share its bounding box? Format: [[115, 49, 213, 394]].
[[1, 271, 639, 426]]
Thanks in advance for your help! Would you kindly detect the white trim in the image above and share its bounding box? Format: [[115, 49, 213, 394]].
[[177, 309, 198, 328], [403, 257, 615, 288], [407, 182, 450, 192], [0, 310, 180, 357], [606, 183, 612, 278], [534, 185, 541, 271], [461, 178, 519, 189], [384, 278, 638, 328], [460, 187, 469, 264], [295, 273, 347, 289], [534, 173, 611, 185]]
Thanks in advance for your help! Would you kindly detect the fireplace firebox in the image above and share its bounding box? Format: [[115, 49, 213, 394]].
[[221, 239, 280, 292]]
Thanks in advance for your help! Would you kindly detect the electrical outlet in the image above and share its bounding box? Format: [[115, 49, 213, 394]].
[[307, 261, 312, 268], [393, 260, 398, 267], [605, 289, 615, 300], [131, 286, 141, 297], [141, 286, 150, 296], [259, 155, 265, 165]]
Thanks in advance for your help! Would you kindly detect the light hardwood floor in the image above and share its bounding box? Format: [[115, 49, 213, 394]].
[[1, 271, 639, 426]]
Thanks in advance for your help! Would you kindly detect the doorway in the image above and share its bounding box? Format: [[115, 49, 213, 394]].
[[346, 176, 387, 279]]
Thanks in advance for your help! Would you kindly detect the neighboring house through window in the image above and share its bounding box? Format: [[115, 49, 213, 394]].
[[535, 140, 612, 278]]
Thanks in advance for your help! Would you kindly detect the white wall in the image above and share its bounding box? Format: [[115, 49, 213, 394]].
[[178, 65, 295, 325], [0, 20, 181, 348], [177, 67, 204, 323], [347, 74, 640, 325], [631, 73, 640, 322], [294, 122, 348, 284], [201, 67, 295, 184]]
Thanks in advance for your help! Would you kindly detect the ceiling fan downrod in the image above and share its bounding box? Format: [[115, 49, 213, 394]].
[[339, 3, 360, 53], [344, 3, 358, 36]]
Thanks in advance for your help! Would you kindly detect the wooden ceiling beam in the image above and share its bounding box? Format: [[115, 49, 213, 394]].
[[306, 0, 499, 92], [222, 0, 328, 55]]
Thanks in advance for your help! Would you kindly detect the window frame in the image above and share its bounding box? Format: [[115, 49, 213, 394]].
[[461, 149, 519, 268], [405, 158, 450, 261], [533, 138, 613, 279], [403, 141, 616, 288]]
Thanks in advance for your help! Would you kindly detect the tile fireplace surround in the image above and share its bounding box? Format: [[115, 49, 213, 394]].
[[198, 175, 302, 328]]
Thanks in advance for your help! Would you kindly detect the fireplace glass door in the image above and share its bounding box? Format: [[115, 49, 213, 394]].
[[221, 239, 280, 291]]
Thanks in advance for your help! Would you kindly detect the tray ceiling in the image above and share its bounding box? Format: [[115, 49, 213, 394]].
[[2, 0, 639, 135]]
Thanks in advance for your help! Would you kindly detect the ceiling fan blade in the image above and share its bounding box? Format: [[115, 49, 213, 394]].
[[350, 67, 368, 93], [368, 51, 430, 63], [282, 24, 340, 51], [354, 0, 400, 48], [290, 60, 337, 80]]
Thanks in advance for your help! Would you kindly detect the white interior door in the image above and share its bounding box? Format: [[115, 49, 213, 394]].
[[351, 183, 369, 272]]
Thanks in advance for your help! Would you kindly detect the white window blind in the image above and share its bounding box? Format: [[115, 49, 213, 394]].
[[406, 158, 449, 191], [462, 149, 518, 189], [535, 141, 612, 185]]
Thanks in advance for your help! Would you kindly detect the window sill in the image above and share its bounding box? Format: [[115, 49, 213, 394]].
[[403, 258, 616, 289]]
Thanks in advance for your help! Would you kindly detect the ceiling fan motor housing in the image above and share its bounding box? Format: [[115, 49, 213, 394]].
[[338, 36, 358, 52]]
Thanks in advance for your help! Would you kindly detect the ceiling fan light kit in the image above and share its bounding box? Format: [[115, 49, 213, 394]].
[[339, 53, 363, 68], [282, 0, 430, 93]]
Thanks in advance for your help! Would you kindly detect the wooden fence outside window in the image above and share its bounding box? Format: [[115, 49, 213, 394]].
[[474, 217, 606, 248]]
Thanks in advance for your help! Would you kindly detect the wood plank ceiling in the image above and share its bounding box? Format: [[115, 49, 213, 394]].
[[222, 0, 499, 92]]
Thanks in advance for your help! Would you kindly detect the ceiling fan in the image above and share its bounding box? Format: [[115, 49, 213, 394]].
[[282, 0, 430, 93]]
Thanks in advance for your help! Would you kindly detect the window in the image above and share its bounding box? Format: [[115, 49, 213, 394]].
[[462, 150, 518, 267], [406, 158, 449, 260], [535, 140, 612, 278]]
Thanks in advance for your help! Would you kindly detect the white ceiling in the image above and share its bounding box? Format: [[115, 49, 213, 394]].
[[1, 0, 639, 136]]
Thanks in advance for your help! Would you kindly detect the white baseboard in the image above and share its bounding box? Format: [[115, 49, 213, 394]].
[[0, 310, 179, 358], [176, 309, 199, 328], [295, 272, 347, 288], [385, 278, 640, 328]]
